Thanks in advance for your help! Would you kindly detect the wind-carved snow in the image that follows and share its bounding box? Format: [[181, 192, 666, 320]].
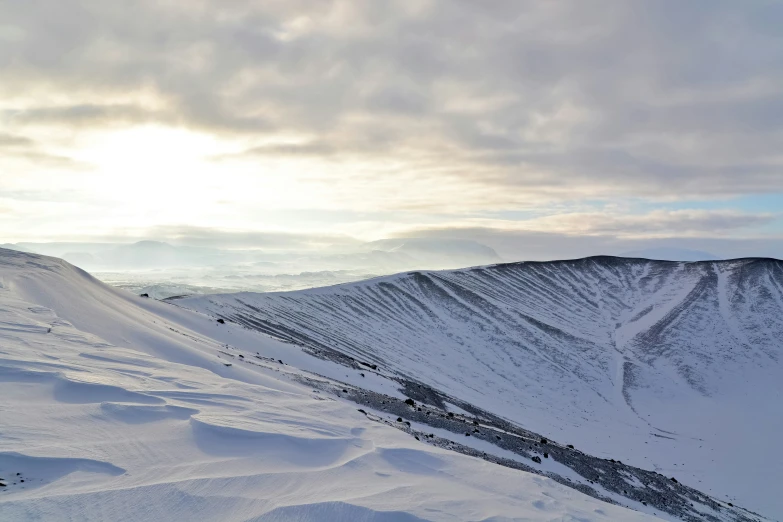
[[182, 257, 783, 520], [0, 248, 668, 521]]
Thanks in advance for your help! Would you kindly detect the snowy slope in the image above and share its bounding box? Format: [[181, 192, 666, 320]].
[[0, 248, 667, 521], [181, 257, 783, 520]]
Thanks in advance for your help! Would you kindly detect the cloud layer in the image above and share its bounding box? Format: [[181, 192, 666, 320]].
[[1, 0, 782, 248]]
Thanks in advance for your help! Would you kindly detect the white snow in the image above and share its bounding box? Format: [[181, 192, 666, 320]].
[[180, 257, 783, 520], [0, 248, 660, 521]]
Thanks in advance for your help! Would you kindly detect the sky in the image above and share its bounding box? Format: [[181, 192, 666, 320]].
[[2, 0, 783, 259]]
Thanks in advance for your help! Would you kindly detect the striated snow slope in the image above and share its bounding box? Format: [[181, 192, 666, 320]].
[[0, 248, 664, 521], [181, 257, 783, 519]]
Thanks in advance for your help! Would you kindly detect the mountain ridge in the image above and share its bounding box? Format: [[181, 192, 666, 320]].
[[180, 255, 783, 518]]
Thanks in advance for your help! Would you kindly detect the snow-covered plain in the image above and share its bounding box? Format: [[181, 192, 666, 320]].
[[0, 248, 663, 521], [182, 257, 783, 520]]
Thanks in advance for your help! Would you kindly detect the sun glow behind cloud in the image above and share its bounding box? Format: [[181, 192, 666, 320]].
[[72, 126, 236, 219]]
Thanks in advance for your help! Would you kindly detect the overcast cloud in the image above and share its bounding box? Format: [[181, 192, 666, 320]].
[[1, 0, 782, 256]]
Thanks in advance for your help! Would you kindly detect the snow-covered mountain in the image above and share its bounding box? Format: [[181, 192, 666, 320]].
[[181, 257, 783, 520], [0, 247, 680, 521]]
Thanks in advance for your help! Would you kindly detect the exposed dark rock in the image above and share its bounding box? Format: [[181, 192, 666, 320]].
[[404, 398, 416, 406], [544, 453, 549, 458], [358, 409, 367, 415], [397, 417, 403, 422], [217, 318, 225, 324], [399, 380, 446, 409], [281, 335, 763, 522], [139, 293, 149, 298]]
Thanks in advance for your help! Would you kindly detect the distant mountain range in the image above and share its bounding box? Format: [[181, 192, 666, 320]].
[[362, 238, 503, 267], [1, 238, 503, 272], [620, 247, 721, 261]]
